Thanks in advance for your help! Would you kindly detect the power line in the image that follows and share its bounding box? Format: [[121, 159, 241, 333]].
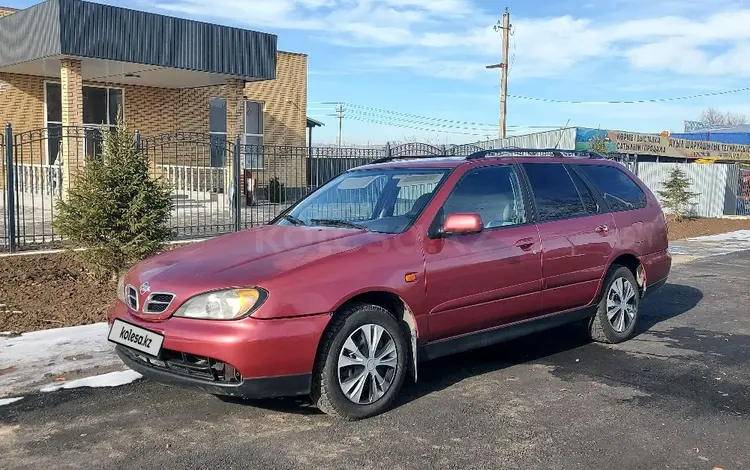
[[341, 114, 494, 136], [323, 102, 503, 128], [340, 113, 557, 137], [507, 86, 750, 104], [338, 109, 499, 133], [330, 108, 557, 133]]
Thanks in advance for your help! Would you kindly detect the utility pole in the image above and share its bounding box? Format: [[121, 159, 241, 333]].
[[336, 103, 344, 154], [486, 8, 511, 140]]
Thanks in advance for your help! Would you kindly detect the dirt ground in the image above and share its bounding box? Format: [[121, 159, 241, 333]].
[[1, 218, 749, 334], [0, 252, 117, 334], [667, 216, 750, 240]]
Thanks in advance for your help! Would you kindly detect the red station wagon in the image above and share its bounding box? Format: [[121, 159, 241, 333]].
[[108, 149, 671, 420]]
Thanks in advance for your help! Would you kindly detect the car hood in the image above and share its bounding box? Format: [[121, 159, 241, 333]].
[[126, 225, 393, 294]]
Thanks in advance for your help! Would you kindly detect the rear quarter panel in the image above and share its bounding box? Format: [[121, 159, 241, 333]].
[[610, 166, 671, 285]]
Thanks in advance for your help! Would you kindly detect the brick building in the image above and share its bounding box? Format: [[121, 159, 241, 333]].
[[0, 0, 308, 198]]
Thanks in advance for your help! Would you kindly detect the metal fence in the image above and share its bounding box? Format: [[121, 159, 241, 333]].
[[4, 127, 745, 253], [637, 161, 744, 218]]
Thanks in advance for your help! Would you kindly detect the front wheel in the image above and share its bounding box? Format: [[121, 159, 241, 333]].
[[588, 266, 641, 344], [312, 303, 408, 420]]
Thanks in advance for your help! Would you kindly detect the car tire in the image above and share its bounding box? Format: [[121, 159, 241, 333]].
[[312, 303, 408, 420], [588, 265, 641, 344]]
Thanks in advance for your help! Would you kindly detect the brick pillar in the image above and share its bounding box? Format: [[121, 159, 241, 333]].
[[225, 78, 245, 203], [60, 58, 83, 199]]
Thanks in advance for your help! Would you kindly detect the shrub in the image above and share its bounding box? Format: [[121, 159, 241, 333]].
[[657, 166, 699, 221], [269, 176, 286, 203], [54, 120, 173, 279]]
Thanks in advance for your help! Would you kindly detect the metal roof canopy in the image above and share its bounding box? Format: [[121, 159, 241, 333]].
[[0, 0, 278, 88]]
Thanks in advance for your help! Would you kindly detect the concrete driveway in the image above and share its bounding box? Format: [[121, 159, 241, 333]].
[[1, 251, 749, 470]]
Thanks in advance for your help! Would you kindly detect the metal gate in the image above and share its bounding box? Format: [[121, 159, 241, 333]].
[[1, 129, 7, 251], [139, 132, 237, 239], [739, 164, 750, 216]]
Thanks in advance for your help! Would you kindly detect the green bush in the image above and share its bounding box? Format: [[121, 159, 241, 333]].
[[269, 176, 286, 203], [657, 166, 699, 221], [54, 120, 173, 279]]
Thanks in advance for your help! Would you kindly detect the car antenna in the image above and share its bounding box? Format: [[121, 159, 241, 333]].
[[553, 118, 571, 150]]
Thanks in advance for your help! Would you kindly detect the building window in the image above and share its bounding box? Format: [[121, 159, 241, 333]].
[[244, 100, 264, 169], [209, 97, 227, 168], [45, 82, 124, 163]]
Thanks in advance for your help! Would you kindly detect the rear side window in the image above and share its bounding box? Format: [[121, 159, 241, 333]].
[[576, 164, 647, 212], [522, 163, 591, 221]]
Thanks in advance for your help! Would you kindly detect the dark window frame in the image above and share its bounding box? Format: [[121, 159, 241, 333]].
[[44, 81, 124, 164], [572, 163, 648, 213], [565, 163, 603, 215], [429, 162, 534, 237]]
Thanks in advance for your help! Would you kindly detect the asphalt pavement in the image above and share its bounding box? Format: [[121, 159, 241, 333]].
[[2, 251, 749, 470]]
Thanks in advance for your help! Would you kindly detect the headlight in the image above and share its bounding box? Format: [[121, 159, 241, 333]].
[[173, 288, 266, 320], [117, 274, 126, 303]]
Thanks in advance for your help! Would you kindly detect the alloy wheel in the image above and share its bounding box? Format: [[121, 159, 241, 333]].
[[337, 324, 398, 405], [607, 277, 637, 333]]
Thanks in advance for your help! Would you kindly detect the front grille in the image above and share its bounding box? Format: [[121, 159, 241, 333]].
[[143, 293, 175, 314], [125, 285, 138, 311], [120, 346, 241, 383]]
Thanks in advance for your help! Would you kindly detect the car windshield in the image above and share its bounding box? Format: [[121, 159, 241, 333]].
[[275, 168, 449, 233]]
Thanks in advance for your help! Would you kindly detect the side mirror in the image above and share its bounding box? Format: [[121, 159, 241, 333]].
[[440, 213, 483, 237]]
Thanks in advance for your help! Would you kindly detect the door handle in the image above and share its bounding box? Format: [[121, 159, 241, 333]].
[[515, 238, 535, 250], [595, 225, 610, 235]]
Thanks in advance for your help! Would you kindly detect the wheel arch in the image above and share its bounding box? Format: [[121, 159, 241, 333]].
[[601, 252, 646, 299], [326, 290, 420, 382]]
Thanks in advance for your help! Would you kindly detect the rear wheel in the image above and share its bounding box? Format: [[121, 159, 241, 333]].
[[312, 303, 408, 420], [588, 265, 640, 344]]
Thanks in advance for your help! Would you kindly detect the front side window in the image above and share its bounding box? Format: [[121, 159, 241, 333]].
[[523, 163, 593, 221], [576, 164, 647, 212], [442, 165, 527, 229], [277, 169, 448, 234]]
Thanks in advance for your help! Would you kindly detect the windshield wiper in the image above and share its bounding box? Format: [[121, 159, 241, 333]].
[[310, 218, 369, 230], [282, 214, 306, 226]]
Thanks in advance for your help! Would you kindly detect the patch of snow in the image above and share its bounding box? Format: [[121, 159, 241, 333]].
[[0, 322, 124, 396], [687, 230, 750, 242], [668, 246, 690, 255], [0, 397, 24, 406], [40, 370, 142, 393]]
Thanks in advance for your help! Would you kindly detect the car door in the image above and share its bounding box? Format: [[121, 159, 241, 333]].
[[422, 163, 543, 340], [520, 162, 616, 315]]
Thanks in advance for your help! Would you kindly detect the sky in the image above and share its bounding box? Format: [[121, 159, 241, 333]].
[[7, 0, 750, 145]]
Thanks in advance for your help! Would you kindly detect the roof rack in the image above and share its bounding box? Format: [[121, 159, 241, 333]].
[[369, 148, 606, 165], [465, 148, 606, 160]]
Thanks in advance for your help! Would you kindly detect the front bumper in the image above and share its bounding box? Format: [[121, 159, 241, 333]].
[[108, 301, 331, 398], [116, 346, 311, 398]]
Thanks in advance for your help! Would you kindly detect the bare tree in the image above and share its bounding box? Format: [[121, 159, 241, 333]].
[[699, 107, 747, 128]]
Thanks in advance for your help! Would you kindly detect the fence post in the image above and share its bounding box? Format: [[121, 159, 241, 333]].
[[5, 123, 16, 253], [233, 135, 241, 232]]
